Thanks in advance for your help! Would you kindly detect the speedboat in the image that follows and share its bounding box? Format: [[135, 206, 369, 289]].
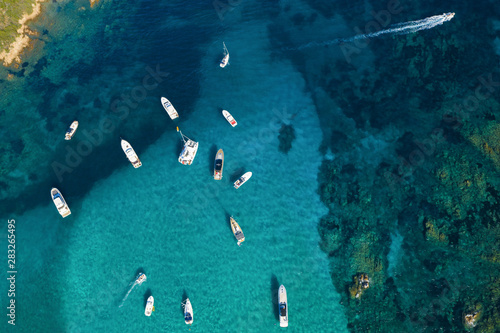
[[65, 121, 79, 140], [222, 110, 237, 127], [234, 172, 252, 189], [278, 285, 288, 327], [184, 298, 193, 325], [121, 139, 142, 168], [144, 296, 154, 316], [220, 42, 229, 68], [177, 127, 198, 165], [230, 216, 245, 246], [161, 97, 179, 120], [51, 188, 71, 218], [214, 149, 224, 180], [135, 273, 147, 285]]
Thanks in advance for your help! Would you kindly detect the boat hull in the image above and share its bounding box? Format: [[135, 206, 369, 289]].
[[214, 149, 224, 180], [184, 298, 193, 325], [179, 140, 199, 165], [234, 172, 252, 189], [121, 139, 142, 168], [51, 188, 71, 218], [145, 296, 154, 317], [230, 217, 245, 245], [222, 110, 237, 127], [278, 285, 288, 327], [161, 97, 179, 120], [65, 121, 79, 140]]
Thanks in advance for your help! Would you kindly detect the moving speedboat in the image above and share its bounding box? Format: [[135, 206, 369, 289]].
[[184, 298, 193, 325], [121, 139, 142, 168], [222, 110, 237, 127], [144, 296, 154, 316], [161, 97, 179, 120], [230, 216, 245, 246], [177, 127, 198, 165], [278, 285, 288, 327], [214, 149, 224, 180], [220, 42, 229, 68], [65, 121, 79, 140], [135, 273, 147, 285], [51, 188, 71, 218], [234, 172, 252, 189]]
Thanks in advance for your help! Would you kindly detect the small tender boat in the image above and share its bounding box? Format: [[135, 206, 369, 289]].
[[135, 273, 147, 285], [214, 149, 224, 180], [161, 97, 179, 120], [65, 120, 79, 140], [230, 216, 245, 246], [177, 127, 198, 165], [278, 285, 288, 328], [145, 296, 154, 316], [222, 110, 237, 127], [184, 298, 193, 325], [234, 172, 252, 189], [121, 139, 142, 168], [220, 42, 229, 68], [51, 188, 71, 218]]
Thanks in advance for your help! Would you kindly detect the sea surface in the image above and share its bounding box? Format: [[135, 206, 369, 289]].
[[2, 0, 500, 332]]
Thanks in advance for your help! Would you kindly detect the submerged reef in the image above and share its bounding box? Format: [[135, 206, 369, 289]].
[[271, 0, 500, 331], [278, 123, 296, 153]]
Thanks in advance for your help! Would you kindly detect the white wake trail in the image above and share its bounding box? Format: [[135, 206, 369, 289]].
[[292, 12, 455, 50], [119, 281, 137, 308]]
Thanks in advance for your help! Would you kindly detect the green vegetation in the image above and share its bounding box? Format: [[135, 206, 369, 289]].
[[0, 1, 38, 52]]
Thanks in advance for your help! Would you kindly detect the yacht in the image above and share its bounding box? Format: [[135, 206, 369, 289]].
[[161, 97, 179, 120], [214, 149, 224, 180], [177, 127, 198, 165], [121, 139, 142, 168], [234, 172, 252, 189], [278, 285, 288, 327], [51, 188, 71, 218], [222, 110, 237, 127], [135, 273, 147, 285], [145, 296, 154, 316], [184, 298, 193, 325], [65, 121, 79, 140], [220, 42, 229, 68], [230, 216, 245, 246]]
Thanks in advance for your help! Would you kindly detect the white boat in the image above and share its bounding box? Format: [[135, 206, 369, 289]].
[[51, 188, 71, 218], [234, 172, 252, 189], [177, 127, 198, 165], [214, 149, 224, 180], [161, 97, 179, 120], [220, 42, 229, 68], [184, 298, 193, 325], [230, 216, 245, 246], [144, 296, 154, 316], [278, 285, 288, 327], [65, 121, 79, 140], [135, 273, 147, 285], [121, 139, 142, 168], [222, 110, 237, 127]]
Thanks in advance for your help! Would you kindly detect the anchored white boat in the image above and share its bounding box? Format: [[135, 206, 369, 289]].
[[278, 285, 288, 328], [136, 273, 147, 285], [220, 42, 229, 68], [161, 97, 179, 120], [184, 298, 193, 325], [121, 139, 142, 168], [214, 149, 224, 180], [51, 188, 71, 218], [222, 110, 237, 127], [145, 296, 154, 316], [234, 172, 252, 189], [230, 216, 245, 246], [177, 127, 198, 165], [65, 121, 79, 140]]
